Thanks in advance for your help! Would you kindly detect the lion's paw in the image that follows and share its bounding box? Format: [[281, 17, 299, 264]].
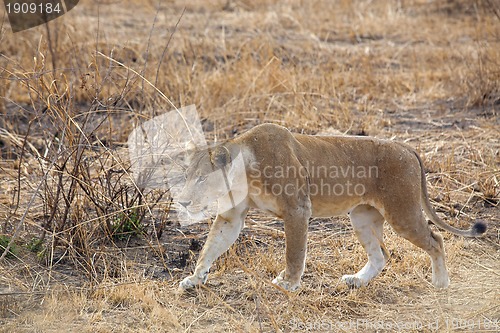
[[178, 276, 198, 291], [272, 271, 300, 291], [179, 271, 208, 292], [178, 273, 208, 292], [341, 274, 366, 288], [432, 274, 450, 289]]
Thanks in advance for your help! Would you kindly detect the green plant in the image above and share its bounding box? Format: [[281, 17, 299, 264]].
[[111, 208, 145, 241], [26, 237, 44, 253], [0, 235, 18, 259]]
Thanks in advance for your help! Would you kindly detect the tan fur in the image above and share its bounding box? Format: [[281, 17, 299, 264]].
[[178, 124, 486, 291]]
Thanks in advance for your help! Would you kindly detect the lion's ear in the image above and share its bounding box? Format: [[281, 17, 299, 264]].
[[210, 145, 231, 169], [185, 141, 197, 165]]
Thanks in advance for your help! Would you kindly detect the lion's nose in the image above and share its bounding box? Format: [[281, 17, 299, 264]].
[[179, 200, 192, 208]]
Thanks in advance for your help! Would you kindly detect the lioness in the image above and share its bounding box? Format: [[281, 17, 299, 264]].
[[178, 123, 486, 291]]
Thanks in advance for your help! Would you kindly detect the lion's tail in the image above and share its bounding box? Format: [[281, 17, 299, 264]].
[[414, 151, 487, 237]]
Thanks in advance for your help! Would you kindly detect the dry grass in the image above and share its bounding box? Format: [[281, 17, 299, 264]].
[[0, 0, 499, 332]]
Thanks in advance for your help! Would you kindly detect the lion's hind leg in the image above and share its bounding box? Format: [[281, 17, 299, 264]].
[[385, 206, 449, 289], [342, 205, 387, 288]]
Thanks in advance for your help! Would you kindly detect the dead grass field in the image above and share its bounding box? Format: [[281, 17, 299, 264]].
[[0, 0, 499, 332]]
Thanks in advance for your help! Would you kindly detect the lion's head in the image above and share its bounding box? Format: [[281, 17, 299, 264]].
[[177, 144, 247, 220]]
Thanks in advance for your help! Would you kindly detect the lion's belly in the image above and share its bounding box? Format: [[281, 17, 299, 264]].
[[248, 187, 365, 218], [310, 197, 362, 217]]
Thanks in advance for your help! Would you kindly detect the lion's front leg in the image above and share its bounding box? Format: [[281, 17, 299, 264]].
[[179, 205, 248, 291], [272, 216, 309, 291], [272, 195, 311, 291]]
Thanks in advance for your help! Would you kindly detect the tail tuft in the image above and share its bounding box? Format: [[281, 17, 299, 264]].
[[472, 221, 487, 236]]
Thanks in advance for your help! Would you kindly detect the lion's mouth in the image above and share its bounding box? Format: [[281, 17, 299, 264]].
[[182, 205, 209, 217]]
